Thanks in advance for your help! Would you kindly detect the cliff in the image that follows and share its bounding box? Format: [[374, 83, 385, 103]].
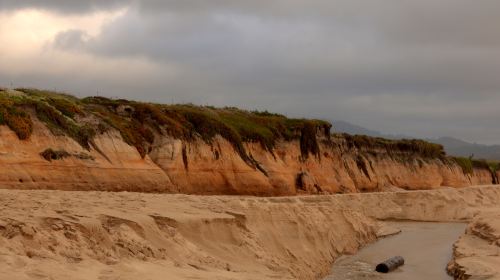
[[0, 88, 497, 195]]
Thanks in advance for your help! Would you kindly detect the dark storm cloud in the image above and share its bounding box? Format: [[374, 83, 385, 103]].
[[0, 0, 125, 13], [3, 0, 500, 144]]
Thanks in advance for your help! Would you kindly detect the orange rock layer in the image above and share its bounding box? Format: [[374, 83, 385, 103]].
[[0, 119, 495, 195]]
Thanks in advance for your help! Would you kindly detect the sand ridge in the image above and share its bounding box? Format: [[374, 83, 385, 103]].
[[0, 186, 499, 279], [448, 211, 500, 279]]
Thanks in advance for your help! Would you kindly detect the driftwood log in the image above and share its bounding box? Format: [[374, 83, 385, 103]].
[[375, 256, 405, 273]]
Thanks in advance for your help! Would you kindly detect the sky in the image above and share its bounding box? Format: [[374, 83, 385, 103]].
[[1, 1, 499, 144]]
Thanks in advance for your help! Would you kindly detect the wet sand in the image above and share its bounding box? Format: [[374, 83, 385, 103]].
[[324, 222, 466, 280]]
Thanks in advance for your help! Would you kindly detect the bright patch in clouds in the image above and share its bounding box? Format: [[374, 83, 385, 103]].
[[0, 6, 171, 98], [0, 8, 125, 55]]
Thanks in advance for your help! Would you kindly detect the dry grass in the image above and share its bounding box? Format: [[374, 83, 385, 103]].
[[0, 95, 33, 139]]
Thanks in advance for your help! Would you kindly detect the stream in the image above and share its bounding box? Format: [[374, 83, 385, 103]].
[[324, 222, 466, 280]]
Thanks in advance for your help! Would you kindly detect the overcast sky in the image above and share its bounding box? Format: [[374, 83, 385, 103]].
[[1, 1, 499, 144]]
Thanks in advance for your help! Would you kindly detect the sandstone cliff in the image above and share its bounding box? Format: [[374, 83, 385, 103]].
[[0, 88, 496, 195]]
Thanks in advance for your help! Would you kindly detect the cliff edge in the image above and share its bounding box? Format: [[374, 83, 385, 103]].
[[0, 88, 497, 195]]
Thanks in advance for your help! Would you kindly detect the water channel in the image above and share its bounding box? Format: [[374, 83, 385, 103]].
[[324, 222, 466, 280]]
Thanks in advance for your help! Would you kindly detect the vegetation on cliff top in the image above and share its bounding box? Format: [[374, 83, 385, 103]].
[[0, 88, 331, 161], [0, 103, 33, 140], [489, 161, 500, 173], [340, 134, 497, 176], [5, 88, 492, 172], [341, 134, 446, 158], [452, 156, 499, 175]]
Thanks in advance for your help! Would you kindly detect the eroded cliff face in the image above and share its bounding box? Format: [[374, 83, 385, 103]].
[[0, 121, 174, 192], [0, 116, 495, 195]]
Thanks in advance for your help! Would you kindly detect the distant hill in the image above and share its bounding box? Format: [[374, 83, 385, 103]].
[[332, 120, 385, 138], [333, 120, 500, 160], [431, 137, 500, 160], [332, 120, 412, 140]]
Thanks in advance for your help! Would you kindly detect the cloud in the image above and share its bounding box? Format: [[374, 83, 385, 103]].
[[1, 1, 500, 144], [0, 0, 126, 14], [53, 29, 89, 50]]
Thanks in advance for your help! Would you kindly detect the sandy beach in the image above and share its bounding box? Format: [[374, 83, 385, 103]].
[[0, 185, 498, 280]]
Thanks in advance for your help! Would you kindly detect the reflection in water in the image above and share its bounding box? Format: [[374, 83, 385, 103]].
[[324, 222, 466, 280]]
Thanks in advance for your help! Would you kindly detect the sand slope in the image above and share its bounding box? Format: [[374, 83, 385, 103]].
[[0, 190, 376, 280], [0, 186, 499, 279], [449, 211, 500, 280]]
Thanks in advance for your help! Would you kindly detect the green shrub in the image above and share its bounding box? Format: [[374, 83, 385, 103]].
[[472, 159, 490, 170], [218, 110, 276, 150], [33, 100, 95, 149], [5, 90, 94, 148], [452, 157, 474, 174], [16, 88, 78, 102], [342, 134, 445, 159], [451, 157, 492, 174], [81, 96, 123, 107], [489, 161, 500, 173], [89, 105, 152, 158], [48, 97, 82, 118], [132, 103, 185, 136], [179, 107, 248, 161]]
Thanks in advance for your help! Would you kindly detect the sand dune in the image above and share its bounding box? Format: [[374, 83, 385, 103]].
[[0, 186, 499, 279]]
